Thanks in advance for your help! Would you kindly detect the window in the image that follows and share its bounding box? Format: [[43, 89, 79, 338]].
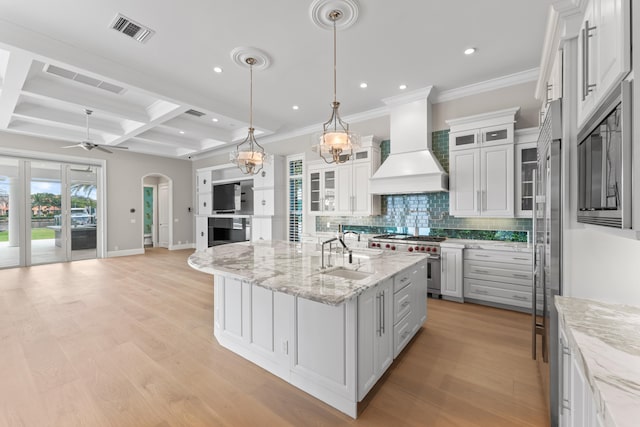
[[287, 157, 303, 242]]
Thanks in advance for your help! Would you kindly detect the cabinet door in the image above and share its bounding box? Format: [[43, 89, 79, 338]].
[[414, 262, 428, 326], [449, 129, 479, 151], [335, 165, 352, 214], [357, 284, 378, 400], [449, 149, 481, 216], [577, 0, 598, 128], [480, 124, 514, 147], [195, 216, 208, 251], [309, 169, 322, 213], [378, 279, 393, 374], [254, 188, 274, 216], [481, 144, 514, 217], [516, 143, 537, 218], [559, 326, 572, 427], [197, 170, 211, 193], [352, 162, 371, 214], [252, 160, 274, 188], [441, 248, 463, 299], [322, 169, 336, 213], [197, 192, 212, 215], [252, 217, 272, 241], [596, 0, 630, 103]]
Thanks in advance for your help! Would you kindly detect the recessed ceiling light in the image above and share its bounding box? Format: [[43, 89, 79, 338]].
[[179, 130, 185, 134], [464, 48, 476, 55], [211, 118, 219, 122], [399, 84, 407, 90], [213, 66, 223, 73], [292, 105, 299, 110], [360, 82, 368, 88]]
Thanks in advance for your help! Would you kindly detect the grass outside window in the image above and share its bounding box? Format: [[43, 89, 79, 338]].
[[0, 228, 54, 242]]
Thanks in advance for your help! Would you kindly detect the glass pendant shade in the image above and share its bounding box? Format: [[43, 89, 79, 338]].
[[230, 57, 268, 175], [313, 9, 359, 164]]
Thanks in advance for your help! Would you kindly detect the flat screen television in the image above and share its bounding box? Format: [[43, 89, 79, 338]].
[[213, 182, 241, 212]]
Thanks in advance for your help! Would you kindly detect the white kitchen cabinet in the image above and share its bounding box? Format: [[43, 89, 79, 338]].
[[449, 143, 513, 217], [253, 188, 274, 216], [251, 217, 272, 241], [195, 215, 208, 251], [197, 192, 212, 215], [576, 0, 631, 129], [307, 136, 381, 216], [252, 160, 275, 188], [357, 278, 393, 400], [251, 154, 285, 241], [558, 318, 605, 427], [463, 249, 534, 312], [515, 129, 538, 218], [441, 246, 463, 300], [308, 166, 337, 214], [197, 170, 212, 194], [392, 263, 426, 358], [447, 108, 518, 218]]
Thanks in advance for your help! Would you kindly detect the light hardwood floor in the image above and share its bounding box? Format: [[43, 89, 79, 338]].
[[0, 248, 549, 426]]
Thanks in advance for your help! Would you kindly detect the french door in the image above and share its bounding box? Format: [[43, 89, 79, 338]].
[[0, 155, 102, 268]]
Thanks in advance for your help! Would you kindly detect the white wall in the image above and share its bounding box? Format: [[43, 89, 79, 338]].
[[558, 7, 640, 307], [0, 132, 193, 253]]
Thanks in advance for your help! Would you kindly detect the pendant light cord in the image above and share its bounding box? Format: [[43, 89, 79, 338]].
[[249, 61, 253, 130], [333, 17, 337, 104]]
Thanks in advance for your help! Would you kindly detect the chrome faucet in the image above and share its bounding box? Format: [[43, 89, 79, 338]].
[[343, 230, 360, 242], [321, 236, 352, 269]]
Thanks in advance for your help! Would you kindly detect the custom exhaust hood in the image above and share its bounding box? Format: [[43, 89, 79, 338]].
[[369, 86, 448, 194]]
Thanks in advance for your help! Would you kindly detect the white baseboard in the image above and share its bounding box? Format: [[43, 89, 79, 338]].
[[170, 243, 195, 250], [107, 248, 145, 258]]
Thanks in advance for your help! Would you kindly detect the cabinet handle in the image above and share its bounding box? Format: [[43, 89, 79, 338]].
[[261, 200, 266, 206], [582, 20, 597, 101], [402, 330, 410, 339], [477, 190, 482, 211], [380, 291, 386, 334], [203, 179, 207, 185], [513, 257, 530, 261], [512, 295, 528, 301], [376, 294, 381, 336], [560, 339, 571, 411], [203, 201, 207, 207], [201, 231, 204, 237], [401, 300, 410, 308], [475, 289, 489, 295], [474, 269, 490, 274], [400, 277, 408, 283], [475, 254, 491, 258], [513, 273, 530, 279], [546, 83, 552, 106]]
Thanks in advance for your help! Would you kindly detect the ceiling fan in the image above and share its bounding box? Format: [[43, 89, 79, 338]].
[[62, 109, 129, 154]]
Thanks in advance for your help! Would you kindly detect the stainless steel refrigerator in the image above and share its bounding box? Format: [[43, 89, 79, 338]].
[[532, 99, 562, 427]]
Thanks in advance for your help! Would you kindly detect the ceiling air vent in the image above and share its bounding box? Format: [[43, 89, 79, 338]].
[[185, 109, 206, 117], [110, 14, 155, 43], [44, 64, 126, 94]]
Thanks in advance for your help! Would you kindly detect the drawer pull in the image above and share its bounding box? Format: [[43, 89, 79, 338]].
[[513, 257, 530, 261], [401, 301, 410, 308], [513, 273, 530, 279], [512, 295, 528, 301], [400, 277, 409, 283], [401, 331, 410, 339], [475, 289, 489, 295], [475, 254, 491, 258], [474, 269, 490, 274]]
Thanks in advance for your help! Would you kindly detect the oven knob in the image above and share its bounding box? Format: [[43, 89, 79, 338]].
[[377, 243, 381, 248], [420, 247, 426, 252], [385, 244, 390, 249], [427, 247, 433, 252], [408, 247, 413, 252], [414, 246, 420, 250], [391, 246, 396, 251]]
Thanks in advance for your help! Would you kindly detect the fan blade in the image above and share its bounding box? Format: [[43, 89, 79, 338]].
[[94, 145, 113, 154], [109, 146, 129, 150], [61, 144, 81, 149]]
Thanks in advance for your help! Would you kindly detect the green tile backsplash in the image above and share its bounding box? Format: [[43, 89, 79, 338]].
[[316, 129, 532, 241]]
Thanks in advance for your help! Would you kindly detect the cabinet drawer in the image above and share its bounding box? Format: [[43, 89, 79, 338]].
[[393, 312, 413, 357], [465, 249, 532, 265], [393, 270, 412, 293], [464, 278, 532, 308], [197, 192, 212, 215], [393, 283, 413, 325], [464, 260, 532, 286]]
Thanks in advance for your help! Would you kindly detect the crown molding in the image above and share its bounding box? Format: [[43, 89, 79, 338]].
[[382, 86, 433, 106], [432, 68, 539, 104]]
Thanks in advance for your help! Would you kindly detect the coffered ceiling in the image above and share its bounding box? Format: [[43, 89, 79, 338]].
[[0, 0, 554, 159]]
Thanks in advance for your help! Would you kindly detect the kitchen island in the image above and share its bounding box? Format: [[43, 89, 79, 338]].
[[188, 240, 429, 417]]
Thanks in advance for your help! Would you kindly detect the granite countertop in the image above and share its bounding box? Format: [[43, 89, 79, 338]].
[[555, 296, 640, 427], [188, 240, 428, 306], [440, 238, 533, 252]]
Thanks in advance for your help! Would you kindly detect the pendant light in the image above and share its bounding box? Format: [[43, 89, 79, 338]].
[[313, 9, 360, 164], [230, 57, 267, 175]]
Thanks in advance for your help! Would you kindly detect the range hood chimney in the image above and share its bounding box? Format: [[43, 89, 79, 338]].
[[369, 86, 448, 194]]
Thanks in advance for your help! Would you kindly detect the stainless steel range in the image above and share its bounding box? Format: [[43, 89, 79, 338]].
[[369, 234, 445, 297]]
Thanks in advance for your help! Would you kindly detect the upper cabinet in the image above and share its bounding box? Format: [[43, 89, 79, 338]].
[[307, 136, 381, 217], [577, 0, 631, 129], [446, 108, 519, 218], [514, 129, 539, 218]]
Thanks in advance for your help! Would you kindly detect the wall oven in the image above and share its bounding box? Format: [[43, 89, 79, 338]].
[[577, 81, 632, 228]]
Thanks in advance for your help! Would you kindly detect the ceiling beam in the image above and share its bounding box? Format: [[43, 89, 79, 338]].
[[0, 51, 32, 128], [108, 102, 187, 146], [13, 102, 124, 136]]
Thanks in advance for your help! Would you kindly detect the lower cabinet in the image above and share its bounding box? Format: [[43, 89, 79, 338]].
[[463, 249, 534, 311], [357, 278, 393, 400], [441, 246, 464, 300], [559, 319, 605, 427], [195, 215, 208, 251], [213, 261, 427, 418]]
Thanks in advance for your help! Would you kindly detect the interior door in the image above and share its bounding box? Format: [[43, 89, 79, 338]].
[[158, 182, 169, 248]]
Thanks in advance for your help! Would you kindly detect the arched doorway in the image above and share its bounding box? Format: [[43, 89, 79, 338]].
[[141, 173, 172, 251]]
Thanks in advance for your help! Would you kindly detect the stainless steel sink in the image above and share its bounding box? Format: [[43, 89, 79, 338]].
[[321, 267, 372, 281]]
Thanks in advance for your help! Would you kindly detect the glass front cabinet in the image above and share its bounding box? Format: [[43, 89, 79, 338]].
[[515, 139, 537, 218], [308, 166, 336, 214]]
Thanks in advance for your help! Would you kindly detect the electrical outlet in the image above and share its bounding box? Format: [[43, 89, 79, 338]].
[[130, 219, 136, 223]]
